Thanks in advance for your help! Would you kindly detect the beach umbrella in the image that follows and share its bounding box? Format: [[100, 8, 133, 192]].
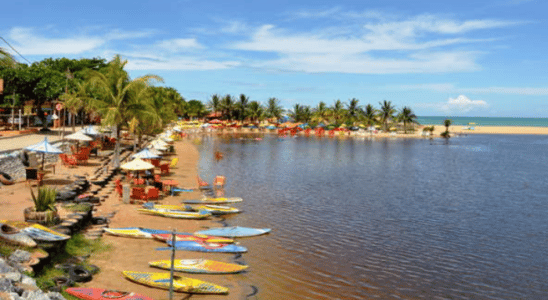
[[120, 158, 155, 171], [132, 148, 161, 159], [65, 131, 93, 142], [25, 137, 64, 169], [146, 147, 163, 156], [81, 125, 100, 136]]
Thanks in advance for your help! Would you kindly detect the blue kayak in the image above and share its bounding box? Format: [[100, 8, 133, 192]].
[[159, 240, 247, 253], [195, 226, 271, 238]]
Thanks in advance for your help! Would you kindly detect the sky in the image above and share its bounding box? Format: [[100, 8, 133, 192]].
[[1, 0, 547, 117]]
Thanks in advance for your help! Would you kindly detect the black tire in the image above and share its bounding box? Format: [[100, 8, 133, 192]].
[[87, 264, 100, 274], [92, 217, 108, 225], [54, 263, 76, 271], [52, 276, 73, 288], [69, 265, 93, 282]]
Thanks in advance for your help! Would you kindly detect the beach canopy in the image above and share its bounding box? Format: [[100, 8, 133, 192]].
[[24, 137, 64, 169], [146, 147, 163, 156], [132, 148, 161, 159], [65, 131, 93, 141], [120, 158, 155, 171]]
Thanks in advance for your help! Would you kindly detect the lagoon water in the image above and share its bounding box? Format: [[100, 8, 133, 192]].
[[197, 133, 548, 299]]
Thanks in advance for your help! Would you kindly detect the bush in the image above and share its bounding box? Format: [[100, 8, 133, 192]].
[[30, 185, 57, 212]]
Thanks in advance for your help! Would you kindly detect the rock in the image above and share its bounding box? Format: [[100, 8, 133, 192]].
[[8, 251, 31, 264], [45, 292, 65, 300], [0, 273, 20, 282], [0, 278, 14, 293], [0, 259, 16, 273], [9, 292, 22, 300], [20, 276, 36, 289]]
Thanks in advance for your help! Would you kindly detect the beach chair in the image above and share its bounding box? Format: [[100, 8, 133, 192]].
[[169, 158, 179, 168], [213, 175, 226, 189], [59, 154, 77, 167], [151, 159, 161, 167], [142, 187, 160, 201], [115, 185, 123, 198], [197, 176, 210, 189], [131, 187, 145, 200], [133, 178, 145, 185], [160, 164, 170, 175]]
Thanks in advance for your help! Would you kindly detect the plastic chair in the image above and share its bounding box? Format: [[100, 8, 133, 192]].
[[169, 158, 179, 168], [131, 187, 145, 199], [213, 176, 226, 189], [143, 187, 160, 201], [160, 164, 170, 175]]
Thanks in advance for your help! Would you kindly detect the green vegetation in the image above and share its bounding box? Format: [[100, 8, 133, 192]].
[[30, 186, 57, 212], [442, 119, 452, 138], [34, 234, 111, 291]]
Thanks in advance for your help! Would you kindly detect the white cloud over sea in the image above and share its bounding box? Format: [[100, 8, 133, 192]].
[[417, 95, 489, 114]]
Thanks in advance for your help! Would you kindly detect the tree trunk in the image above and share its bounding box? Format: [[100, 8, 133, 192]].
[[113, 125, 120, 168]]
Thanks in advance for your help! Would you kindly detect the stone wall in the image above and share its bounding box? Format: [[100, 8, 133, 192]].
[[0, 149, 62, 181]]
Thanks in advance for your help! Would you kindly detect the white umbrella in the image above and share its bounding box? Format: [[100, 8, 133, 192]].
[[146, 147, 163, 156], [81, 125, 100, 136], [25, 137, 64, 169], [132, 148, 161, 159], [65, 131, 93, 142], [120, 158, 155, 171]]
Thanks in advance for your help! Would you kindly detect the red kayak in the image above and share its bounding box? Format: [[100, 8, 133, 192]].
[[151, 233, 234, 244], [66, 288, 153, 300]]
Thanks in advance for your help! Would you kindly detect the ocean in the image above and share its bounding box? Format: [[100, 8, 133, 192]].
[[417, 116, 548, 126], [196, 133, 548, 299]]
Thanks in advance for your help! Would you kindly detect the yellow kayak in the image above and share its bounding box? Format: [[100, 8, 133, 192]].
[[122, 271, 228, 294], [182, 197, 243, 204], [149, 259, 248, 274], [137, 208, 211, 219], [144, 203, 240, 215]]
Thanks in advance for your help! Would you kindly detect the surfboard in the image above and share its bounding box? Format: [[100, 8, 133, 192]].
[[137, 208, 211, 219], [143, 203, 240, 215], [195, 226, 271, 238], [182, 197, 243, 204], [151, 233, 234, 244], [149, 259, 248, 274], [122, 271, 228, 294]]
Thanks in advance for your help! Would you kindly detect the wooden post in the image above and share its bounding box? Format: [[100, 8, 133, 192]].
[[169, 229, 176, 300]]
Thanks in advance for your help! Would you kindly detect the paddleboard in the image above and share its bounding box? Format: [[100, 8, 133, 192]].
[[65, 287, 153, 300], [122, 271, 228, 294], [143, 203, 240, 215], [195, 226, 271, 238], [149, 259, 248, 274], [103, 228, 155, 239], [160, 240, 247, 253], [151, 233, 234, 244]]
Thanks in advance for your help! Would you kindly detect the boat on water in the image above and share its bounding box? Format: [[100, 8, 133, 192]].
[[182, 197, 243, 204], [122, 271, 229, 294]]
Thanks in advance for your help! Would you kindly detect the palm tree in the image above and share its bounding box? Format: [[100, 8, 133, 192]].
[[301, 106, 312, 124], [208, 94, 221, 117], [236, 94, 249, 122], [220, 94, 234, 121], [397, 106, 418, 133], [312, 101, 329, 124], [265, 97, 283, 122], [87, 54, 162, 167], [59, 81, 92, 132], [289, 104, 303, 122], [361, 104, 377, 127], [247, 101, 264, 123], [441, 119, 452, 139], [346, 98, 361, 125], [378, 100, 396, 132], [330, 99, 346, 125]]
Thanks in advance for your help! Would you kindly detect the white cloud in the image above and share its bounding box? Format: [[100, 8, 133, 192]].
[[125, 57, 240, 71], [419, 95, 489, 113], [230, 13, 518, 74], [8, 27, 104, 55], [155, 38, 204, 51]]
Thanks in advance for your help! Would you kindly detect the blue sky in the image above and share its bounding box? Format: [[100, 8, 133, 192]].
[[1, 0, 547, 117]]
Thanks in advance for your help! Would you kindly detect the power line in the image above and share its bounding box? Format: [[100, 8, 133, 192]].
[[0, 36, 31, 64]]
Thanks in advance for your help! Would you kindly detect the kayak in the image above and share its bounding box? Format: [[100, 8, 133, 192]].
[[149, 259, 248, 274], [103, 227, 227, 241], [122, 271, 228, 294], [151, 233, 234, 244], [143, 203, 241, 215], [0, 222, 37, 247], [160, 240, 247, 253], [182, 197, 243, 205], [137, 208, 211, 219], [195, 226, 271, 238], [65, 287, 153, 300], [0, 220, 70, 242]]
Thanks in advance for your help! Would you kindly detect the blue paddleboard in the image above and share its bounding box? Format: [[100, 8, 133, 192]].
[[195, 226, 271, 238]]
